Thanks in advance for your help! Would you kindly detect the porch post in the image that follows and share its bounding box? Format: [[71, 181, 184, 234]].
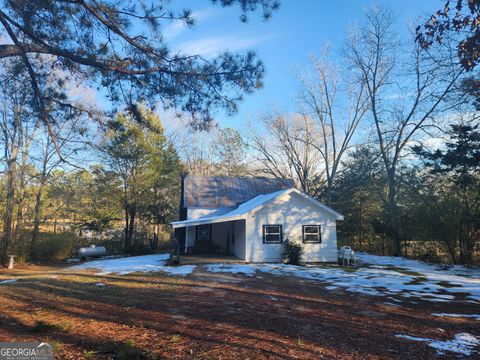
[[185, 226, 189, 254]]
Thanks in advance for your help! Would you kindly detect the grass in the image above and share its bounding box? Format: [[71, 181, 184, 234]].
[[337, 265, 360, 273], [134, 320, 158, 330], [83, 351, 97, 359], [383, 266, 423, 277], [437, 280, 462, 288], [405, 276, 428, 285], [31, 320, 72, 333], [102, 339, 150, 360], [306, 263, 364, 272], [169, 334, 182, 343]]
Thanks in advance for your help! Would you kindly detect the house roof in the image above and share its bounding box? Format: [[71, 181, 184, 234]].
[[183, 175, 295, 208], [171, 188, 344, 228]]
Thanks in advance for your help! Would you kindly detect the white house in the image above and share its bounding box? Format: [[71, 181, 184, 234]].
[[171, 176, 344, 263]]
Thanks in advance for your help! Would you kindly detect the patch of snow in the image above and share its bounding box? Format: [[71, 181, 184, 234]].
[[397, 334, 431, 342], [357, 252, 480, 303], [432, 313, 480, 320], [162, 265, 197, 276], [387, 297, 403, 303], [202, 253, 480, 303], [396, 333, 480, 356], [383, 302, 401, 307], [95, 283, 106, 287], [205, 264, 257, 276], [0, 279, 17, 284], [69, 254, 196, 276]]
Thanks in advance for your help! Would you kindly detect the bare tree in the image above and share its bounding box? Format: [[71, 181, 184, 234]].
[[250, 111, 323, 194], [346, 6, 465, 256], [177, 129, 217, 177], [296, 50, 368, 203], [212, 128, 248, 176], [29, 108, 90, 255], [176, 125, 251, 177], [0, 77, 27, 263], [15, 112, 39, 235]]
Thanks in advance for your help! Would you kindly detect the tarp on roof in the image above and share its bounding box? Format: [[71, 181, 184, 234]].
[[183, 175, 295, 208]]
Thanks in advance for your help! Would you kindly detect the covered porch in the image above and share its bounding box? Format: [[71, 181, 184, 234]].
[[179, 254, 243, 265], [175, 219, 247, 260]]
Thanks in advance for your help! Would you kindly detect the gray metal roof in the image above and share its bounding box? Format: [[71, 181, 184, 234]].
[[183, 175, 295, 208]]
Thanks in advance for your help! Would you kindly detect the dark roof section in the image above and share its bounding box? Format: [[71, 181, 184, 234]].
[[184, 176, 295, 209]]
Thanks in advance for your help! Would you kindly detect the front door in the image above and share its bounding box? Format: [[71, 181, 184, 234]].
[[196, 224, 212, 254]]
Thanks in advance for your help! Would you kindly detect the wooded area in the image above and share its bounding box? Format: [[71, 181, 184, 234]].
[[0, 1, 479, 266]]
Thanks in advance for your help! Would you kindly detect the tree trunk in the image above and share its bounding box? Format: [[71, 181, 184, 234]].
[[386, 175, 401, 257], [325, 176, 333, 205], [15, 174, 25, 234], [30, 186, 43, 256], [124, 206, 130, 250], [128, 206, 136, 249], [2, 159, 16, 265], [15, 129, 27, 236], [1, 82, 21, 265], [459, 189, 473, 264], [30, 171, 47, 258], [358, 197, 364, 249]]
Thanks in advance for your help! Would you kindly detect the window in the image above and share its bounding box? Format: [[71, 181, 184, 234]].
[[197, 224, 211, 241], [302, 225, 321, 243], [263, 225, 282, 244]]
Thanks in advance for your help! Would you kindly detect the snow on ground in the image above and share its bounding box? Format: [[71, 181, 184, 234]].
[[205, 264, 257, 277], [202, 253, 480, 303], [395, 333, 479, 356], [432, 313, 480, 320], [0, 279, 17, 284], [68, 252, 480, 303], [69, 254, 196, 276], [357, 253, 480, 302]]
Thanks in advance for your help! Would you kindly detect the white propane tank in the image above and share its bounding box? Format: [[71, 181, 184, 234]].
[[78, 245, 107, 258]]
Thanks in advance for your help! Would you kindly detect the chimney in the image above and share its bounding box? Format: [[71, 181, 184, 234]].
[[179, 171, 188, 220]]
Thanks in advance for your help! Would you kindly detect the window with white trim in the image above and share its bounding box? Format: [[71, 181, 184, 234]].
[[263, 225, 282, 244], [302, 225, 321, 243]]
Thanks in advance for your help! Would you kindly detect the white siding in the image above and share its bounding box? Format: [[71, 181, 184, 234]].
[[232, 220, 246, 260], [245, 191, 338, 263]]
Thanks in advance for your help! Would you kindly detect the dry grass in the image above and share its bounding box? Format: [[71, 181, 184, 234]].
[[0, 264, 479, 359]]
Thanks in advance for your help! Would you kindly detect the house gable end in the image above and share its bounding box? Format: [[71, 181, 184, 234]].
[[247, 189, 344, 221]]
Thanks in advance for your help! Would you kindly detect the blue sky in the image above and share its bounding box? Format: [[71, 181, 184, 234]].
[[159, 0, 445, 132]]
